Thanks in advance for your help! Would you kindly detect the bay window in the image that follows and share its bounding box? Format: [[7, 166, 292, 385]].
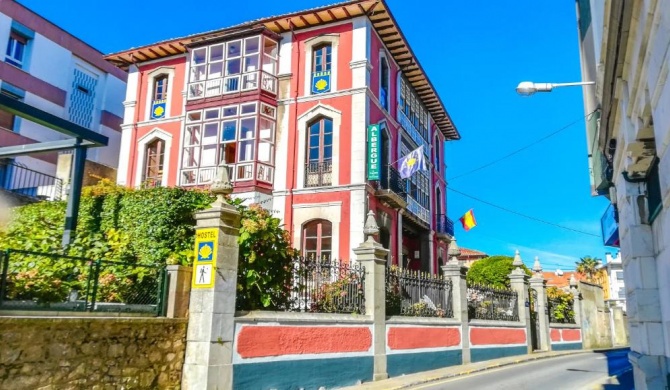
[[180, 102, 276, 186], [188, 36, 278, 100]]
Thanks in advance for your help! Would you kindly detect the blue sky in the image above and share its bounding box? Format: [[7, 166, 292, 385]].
[[18, 0, 614, 270]]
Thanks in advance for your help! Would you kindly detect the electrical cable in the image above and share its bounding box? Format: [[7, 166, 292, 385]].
[[448, 110, 597, 181], [448, 187, 600, 237]]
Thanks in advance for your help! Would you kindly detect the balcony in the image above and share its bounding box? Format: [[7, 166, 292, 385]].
[[305, 161, 332, 188], [0, 160, 62, 202], [375, 165, 407, 209], [436, 214, 454, 241]]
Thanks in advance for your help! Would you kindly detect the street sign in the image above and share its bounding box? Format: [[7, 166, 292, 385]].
[[192, 263, 215, 288], [367, 124, 380, 180], [195, 228, 218, 263]]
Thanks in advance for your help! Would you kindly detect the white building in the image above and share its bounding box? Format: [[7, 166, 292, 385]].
[[576, 0, 670, 388], [0, 1, 126, 201], [602, 252, 625, 311]]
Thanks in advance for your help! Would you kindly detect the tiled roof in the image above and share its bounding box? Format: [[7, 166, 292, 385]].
[[542, 271, 586, 288]]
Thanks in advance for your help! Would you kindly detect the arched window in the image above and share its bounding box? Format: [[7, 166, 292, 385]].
[[153, 75, 169, 101], [305, 117, 333, 187], [312, 44, 332, 73], [434, 135, 441, 171], [302, 219, 332, 260], [380, 56, 389, 110], [144, 139, 165, 187]]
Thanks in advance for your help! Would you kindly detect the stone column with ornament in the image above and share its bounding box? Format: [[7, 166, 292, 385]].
[[353, 211, 389, 381], [529, 256, 550, 351], [441, 238, 471, 363], [508, 250, 532, 353], [182, 165, 240, 390], [569, 274, 583, 328]]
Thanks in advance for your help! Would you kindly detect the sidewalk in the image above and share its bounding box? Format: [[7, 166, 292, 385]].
[[341, 349, 608, 390]]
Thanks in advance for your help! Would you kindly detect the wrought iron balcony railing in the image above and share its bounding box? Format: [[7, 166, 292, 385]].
[[379, 165, 407, 198], [0, 160, 62, 201], [436, 214, 454, 237], [305, 161, 332, 187]]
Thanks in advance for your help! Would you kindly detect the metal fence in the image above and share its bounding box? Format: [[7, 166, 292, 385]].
[[281, 257, 365, 314], [0, 249, 167, 315], [467, 284, 519, 321], [0, 160, 63, 201], [386, 267, 453, 318], [547, 295, 576, 324]]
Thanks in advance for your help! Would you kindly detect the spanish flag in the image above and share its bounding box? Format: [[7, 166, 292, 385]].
[[459, 209, 477, 231]]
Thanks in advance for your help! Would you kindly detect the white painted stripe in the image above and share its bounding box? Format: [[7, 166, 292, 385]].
[[386, 346, 462, 355], [469, 344, 527, 349], [233, 351, 373, 365]]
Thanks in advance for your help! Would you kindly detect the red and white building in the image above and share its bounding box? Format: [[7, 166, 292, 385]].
[[105, 0, 460, 272]]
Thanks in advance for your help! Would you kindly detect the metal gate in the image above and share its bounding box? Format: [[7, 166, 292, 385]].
[[529, 287, 540, 351]]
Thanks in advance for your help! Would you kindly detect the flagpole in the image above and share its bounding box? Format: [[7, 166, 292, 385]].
[[388, 145, 425, 166]]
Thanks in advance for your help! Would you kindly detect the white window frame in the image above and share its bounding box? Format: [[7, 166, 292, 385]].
[[135, 128, 173, 188], [303, 34, 340, 96], [296, 104, 342, 188], [145, 67, 176, 121]]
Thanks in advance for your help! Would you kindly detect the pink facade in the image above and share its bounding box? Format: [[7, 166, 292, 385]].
[[106, 0, 459, 271]]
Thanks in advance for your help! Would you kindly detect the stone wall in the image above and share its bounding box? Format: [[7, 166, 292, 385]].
[[0, 317, 187, 389], [579, 281, 613, 349]]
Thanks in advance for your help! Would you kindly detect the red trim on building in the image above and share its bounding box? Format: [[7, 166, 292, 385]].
[[470, 327, 526, 345], [0, 62, 66, 107], [0, 1, 127, 81], [0, 128, 57, 164], [387, 327, 460, 350], [236, 326, 372, 358], [100, 110, 122, 132]]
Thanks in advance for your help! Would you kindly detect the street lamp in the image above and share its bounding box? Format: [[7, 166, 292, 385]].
[[515, 81, 595, 96]]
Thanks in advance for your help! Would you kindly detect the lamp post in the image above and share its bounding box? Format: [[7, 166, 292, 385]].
[[515, 81, 595, 96]]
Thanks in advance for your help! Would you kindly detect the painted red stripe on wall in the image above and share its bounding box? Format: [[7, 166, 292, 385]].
[[470, 327, 526, 345], [562, 329, 581, 341], [387, 327, 460, 350], [237, 326, 372, 358], [551, 329, 561, 342]]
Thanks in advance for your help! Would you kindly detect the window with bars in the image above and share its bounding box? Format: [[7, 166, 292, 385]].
[[302, 219, 332, 260], [180, 102, 276, 186], [187, 36, 278, 100], [305, 117, 333, 187], [144, 139, 165, 187]]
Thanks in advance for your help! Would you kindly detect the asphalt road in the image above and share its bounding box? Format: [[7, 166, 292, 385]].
[[410, 350, 632, 390]]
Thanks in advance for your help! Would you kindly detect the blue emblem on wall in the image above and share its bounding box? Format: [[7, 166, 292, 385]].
[[197, 242, 214, 262], [151, 100, 167, 119], [311, 71, 331, 94]]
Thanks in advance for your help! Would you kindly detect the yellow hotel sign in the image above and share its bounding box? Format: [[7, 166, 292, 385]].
[[192, 228, 218, 289]]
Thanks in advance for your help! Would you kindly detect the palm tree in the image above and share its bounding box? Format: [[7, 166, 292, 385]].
[[575, 256, 602, 282]]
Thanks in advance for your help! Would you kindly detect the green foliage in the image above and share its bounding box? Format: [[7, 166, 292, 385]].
[[229, 199, 298, 311], [311, 274, 364, 313], [466, 256, 531, 288], [547, 286, 575, 323], [575, 256, 602, 283]]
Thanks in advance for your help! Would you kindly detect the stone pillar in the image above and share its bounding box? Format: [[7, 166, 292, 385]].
[[396, 209, 403, 267], [182, 168, 241, 390], [509, 250, 531, 353], [166, 265, 193, 318], [442, 254, 470, 363], [353, 211, 389, 381], [569, 275, 583, 327], [529, 256, 550, 351], [428, 231, 435, 274]]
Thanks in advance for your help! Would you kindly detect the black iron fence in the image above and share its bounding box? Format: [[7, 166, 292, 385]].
[[436, 214, 454, 237], [279, 257, 365, 314], [467, 284, 519, 321], [386, 266, 453, 318], [547, 295, 576, 324], [0, 249, 167, 315], [0, 160, 62, 201], [379, 166, 407, 196], [305, 161, 333, 187]]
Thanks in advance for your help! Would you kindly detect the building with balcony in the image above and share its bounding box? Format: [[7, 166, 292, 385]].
[[105, 0, 460, 272], [0, 1, 126, 203], [576, 0, 670, 387]]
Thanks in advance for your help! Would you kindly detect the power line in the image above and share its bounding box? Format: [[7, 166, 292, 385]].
[[448, 110, 597, 181], [448, 187, 601, 237]]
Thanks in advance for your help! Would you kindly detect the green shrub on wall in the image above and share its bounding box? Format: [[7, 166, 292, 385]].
[[466, 256, 532, 288]]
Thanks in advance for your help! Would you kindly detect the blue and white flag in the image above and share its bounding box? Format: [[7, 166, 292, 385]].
[[398, 146, 427, 179]]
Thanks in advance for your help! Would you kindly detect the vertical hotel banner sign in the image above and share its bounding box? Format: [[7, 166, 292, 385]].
[[367, 124, 380, 180], [191, 228, 218, 289]]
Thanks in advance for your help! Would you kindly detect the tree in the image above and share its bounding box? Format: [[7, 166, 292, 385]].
[[466, 255, 531, 288], [575, 256, 602, 283]]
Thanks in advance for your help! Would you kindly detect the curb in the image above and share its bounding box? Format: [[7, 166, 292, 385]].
[[352, 348, 631, 389]]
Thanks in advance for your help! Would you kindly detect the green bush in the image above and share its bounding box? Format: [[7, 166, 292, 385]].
[[466, 256, 531, 288]]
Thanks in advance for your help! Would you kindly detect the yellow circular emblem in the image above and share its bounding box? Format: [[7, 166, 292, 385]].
[[153, 105, 165, 117], [199, 243, 213, 259], [315, 79, 328, 91]]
